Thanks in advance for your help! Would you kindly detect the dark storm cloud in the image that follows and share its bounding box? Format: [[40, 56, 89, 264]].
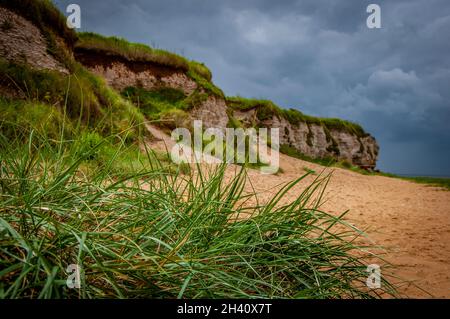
[[55, 0, 450, 175]]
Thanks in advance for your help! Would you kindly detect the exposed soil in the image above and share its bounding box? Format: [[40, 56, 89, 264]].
[[0, 7, 68, 74], [74, 47, 184, 76], [75, 48, 198, 93]]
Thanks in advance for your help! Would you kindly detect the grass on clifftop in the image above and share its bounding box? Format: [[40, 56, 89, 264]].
[[227, 96, 369, 138], [76, 33, 190, 71], [77, 33, 212, 81], [0, 128, 399, 299], [76, 33, 224, 97]]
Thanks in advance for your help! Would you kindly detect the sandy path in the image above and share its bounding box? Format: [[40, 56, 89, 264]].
[[241, 154, 450, 298], [146, 125, 450, 298]]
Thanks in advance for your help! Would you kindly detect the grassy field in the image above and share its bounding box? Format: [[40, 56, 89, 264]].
[[379, 173, 450, 190]]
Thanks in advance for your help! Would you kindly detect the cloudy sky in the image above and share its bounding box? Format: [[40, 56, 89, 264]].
[[55, 0, 450, 176]]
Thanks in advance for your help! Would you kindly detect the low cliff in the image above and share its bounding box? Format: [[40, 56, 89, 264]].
[[74, 32, 230, 131], [74, 33, 379, 168], [227, 98, 378, 168], [0, 1, 379, 169]]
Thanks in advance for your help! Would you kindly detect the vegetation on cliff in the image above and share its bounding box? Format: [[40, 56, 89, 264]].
[[0, 0, 77, 46], [121, 86, 191, 130], [226, 96, 369, 138], [0, 0, 77, 72], [0, 58, 144, 142], [76, 32, 224, 97]]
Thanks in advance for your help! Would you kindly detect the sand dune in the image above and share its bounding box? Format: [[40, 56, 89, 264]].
[[244, 153, 450, 298]]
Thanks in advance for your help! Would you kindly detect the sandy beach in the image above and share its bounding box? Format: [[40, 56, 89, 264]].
[[148, 124, 450, 298], [241, 153, 450, 298]]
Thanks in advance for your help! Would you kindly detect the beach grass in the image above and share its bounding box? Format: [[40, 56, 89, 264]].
[[0, 128, 399, 299]]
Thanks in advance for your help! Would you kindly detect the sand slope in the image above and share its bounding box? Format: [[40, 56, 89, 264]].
[[245, 153, 450, 298]]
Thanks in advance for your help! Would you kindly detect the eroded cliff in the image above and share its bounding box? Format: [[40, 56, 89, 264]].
[[75, 38, 378, 168], [0, 3, 379, 169]]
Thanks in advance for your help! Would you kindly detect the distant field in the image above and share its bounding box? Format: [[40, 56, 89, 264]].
[[400, 176, 450, 190], [379, 173, 450, 190]]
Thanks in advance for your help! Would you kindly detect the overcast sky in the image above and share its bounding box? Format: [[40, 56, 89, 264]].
[[55, 0, 450, 176]]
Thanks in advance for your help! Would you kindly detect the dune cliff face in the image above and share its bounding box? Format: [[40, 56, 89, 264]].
[[0, 7, 68, 74], [74, 47, 231, 130], [0, 5, 379, 169], [0, 6, 69, 99], [233, 108, 378, 168]]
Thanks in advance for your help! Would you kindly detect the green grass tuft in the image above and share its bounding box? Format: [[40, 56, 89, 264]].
[[0, 59, 145, 142], [0, 130, 399, 299], [121, 86, 192, 130], [0, 98, 74, 141], [188, 61, 212, 82], [76, 32, 189, 71]]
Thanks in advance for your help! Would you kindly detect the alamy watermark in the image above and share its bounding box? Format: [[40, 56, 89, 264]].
[[170, 121, 280, 174], [367, 4, 382, 29], [65, 3, 380, 30], [66, 4, 81, 29], [366, 264, 382, 289], [66, 264, 82, 289]]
